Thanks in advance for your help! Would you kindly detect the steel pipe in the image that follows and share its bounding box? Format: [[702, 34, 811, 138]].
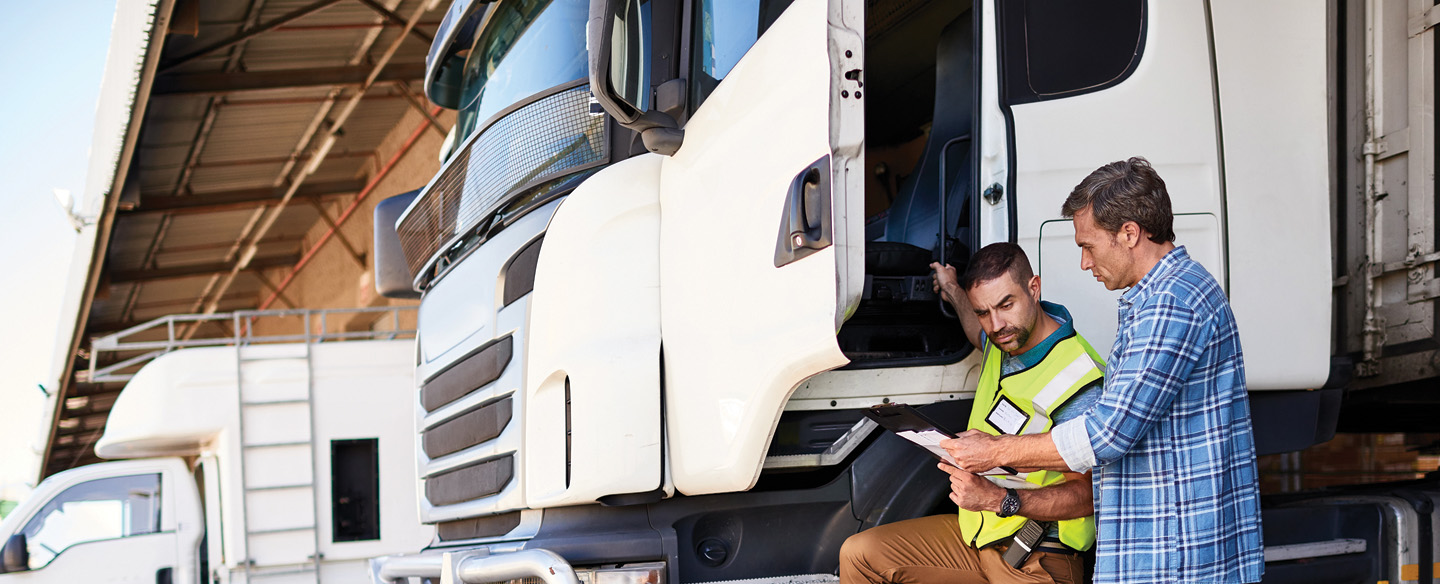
[[456, 550, 580, 584], [370, 554, 443, 584]]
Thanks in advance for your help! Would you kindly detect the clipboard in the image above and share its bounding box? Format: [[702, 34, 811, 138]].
[[862, 403, 1018, 476]]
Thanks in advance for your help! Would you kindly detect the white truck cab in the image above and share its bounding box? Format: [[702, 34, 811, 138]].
[[370, 0, 1431, 583], [2, 314, 432, 584], [0, 458, 201, 584]]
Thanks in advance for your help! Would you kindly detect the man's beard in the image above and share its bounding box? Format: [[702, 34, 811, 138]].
[[995, 325, 1031, 351]]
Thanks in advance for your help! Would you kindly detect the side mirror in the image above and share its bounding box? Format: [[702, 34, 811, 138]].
[[1, 534, 28, 573], [587, 0, 684, 155], [374, 190, 423, 300]]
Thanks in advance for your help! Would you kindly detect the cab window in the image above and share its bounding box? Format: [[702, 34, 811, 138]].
[[689, 0, 796, 110], [20, 474, 161, 569], [998, 0, 1146, 103], [454, 0, 589, 143]]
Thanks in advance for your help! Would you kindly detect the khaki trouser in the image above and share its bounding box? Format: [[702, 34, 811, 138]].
[[839, 515, 1082, 584]]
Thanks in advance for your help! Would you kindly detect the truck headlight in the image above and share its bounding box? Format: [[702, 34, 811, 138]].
[[574, 562, 665, 584]]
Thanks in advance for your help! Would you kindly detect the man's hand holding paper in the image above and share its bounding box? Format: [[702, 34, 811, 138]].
[[940, 429, 1010, 474]]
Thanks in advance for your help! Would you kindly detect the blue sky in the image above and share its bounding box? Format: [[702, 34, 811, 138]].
[[0, 0, 119, 492]]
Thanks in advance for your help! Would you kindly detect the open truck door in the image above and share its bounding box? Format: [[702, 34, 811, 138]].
[[591, 0, 864, 495]]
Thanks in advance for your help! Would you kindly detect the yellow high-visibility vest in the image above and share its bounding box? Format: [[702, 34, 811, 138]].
[[955, 331, 1104, 551]]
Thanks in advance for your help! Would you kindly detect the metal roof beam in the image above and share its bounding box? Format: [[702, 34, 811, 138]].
[[151, 63, 427, 95], [124, 179, 365, 214], [158, 0, 348, 73], [65, 383, 130, 398], [61, 397, 121, 417], [393, 80, 448, 138], [46, 451, 103, 467], [354, 0, 435, 44], [108, 253, 302, 284]]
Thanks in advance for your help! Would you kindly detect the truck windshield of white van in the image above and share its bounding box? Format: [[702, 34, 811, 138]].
[[454, 0, 588, 142], [18, 474, 160, 570]]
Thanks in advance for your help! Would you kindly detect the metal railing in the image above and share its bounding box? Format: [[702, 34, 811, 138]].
[[86, 306, 417, 383]]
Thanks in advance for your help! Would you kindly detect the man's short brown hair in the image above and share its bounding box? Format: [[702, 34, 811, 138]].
[[959, 242, 1034, 291], [1060, 156, 1175, 243]]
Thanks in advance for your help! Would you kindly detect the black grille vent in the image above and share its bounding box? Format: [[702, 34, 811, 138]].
[[421, 335, 513, 412], [426, 456, 515, 506], [423, 397, 513, 459], [436, 512, 523, 541]]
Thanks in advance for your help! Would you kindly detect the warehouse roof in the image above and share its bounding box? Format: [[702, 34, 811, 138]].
[[41, 0, 444, 478]]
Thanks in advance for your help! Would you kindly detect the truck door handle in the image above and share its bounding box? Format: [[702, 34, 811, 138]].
[[156, 567, 173, 584], [774, 155, 833, 267]]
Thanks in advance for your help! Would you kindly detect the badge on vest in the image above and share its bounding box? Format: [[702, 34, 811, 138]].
[[985, 395, 1030, 435]]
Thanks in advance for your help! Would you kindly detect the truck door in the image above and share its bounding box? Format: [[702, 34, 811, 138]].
[[600, 0, 864, 495], [592, 0, 861, 494], [991, 1, 1227, 354], [0, 473, 178, 584]]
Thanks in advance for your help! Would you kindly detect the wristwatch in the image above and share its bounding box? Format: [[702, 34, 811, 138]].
[[996, 488, 1022, 518]]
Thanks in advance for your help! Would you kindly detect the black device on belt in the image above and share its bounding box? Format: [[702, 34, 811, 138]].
[[1001, 519, 1050, 569]]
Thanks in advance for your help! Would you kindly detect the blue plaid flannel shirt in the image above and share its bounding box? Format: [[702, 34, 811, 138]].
[[1053, 246, 1263, 584]]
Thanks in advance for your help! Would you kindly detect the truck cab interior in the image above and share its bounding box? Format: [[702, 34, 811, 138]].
[[839, 0, 976, 368]]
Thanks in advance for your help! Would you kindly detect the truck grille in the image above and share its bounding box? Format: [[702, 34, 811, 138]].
[[397, 83, 607, 280]]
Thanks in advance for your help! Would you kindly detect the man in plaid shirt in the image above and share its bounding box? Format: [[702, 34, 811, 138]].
[[942, 157, 1263, 584]]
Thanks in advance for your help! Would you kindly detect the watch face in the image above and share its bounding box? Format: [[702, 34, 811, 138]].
[[1000, 490, 1021, 517]]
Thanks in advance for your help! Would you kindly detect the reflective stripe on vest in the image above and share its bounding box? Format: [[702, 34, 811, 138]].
[[956, 332, 1104, 552]]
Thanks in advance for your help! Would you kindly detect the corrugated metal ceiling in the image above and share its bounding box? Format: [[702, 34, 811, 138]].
[[45, 0, 445, 476]]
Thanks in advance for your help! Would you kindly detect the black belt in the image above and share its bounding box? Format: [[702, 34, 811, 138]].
[[1034, 540, 1081, 555], [998, 529, 1082, 568]]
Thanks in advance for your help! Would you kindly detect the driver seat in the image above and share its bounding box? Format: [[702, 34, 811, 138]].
[[867, 12, 976, 277]]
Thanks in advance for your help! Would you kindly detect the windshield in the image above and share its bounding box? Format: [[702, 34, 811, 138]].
[[454, 0, 588, 142]]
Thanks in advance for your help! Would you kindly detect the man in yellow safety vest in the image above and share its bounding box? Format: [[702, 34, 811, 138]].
[[839, 242, 1102, 584]]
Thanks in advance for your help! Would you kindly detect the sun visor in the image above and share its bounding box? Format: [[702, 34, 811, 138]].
[[425, 0, 492, 109]]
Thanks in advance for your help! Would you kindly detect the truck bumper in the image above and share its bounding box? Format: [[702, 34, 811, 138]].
[[370, 548, 580, 584]]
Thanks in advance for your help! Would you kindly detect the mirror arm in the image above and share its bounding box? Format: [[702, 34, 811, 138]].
[[639, 126, 684, 156], [623, 110, 683, 155], [587, 0, 685, 156]]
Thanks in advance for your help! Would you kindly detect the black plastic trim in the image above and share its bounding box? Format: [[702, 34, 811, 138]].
[[501, 236, 544, 307], [437, 511, 524, 542], [422, 396, 513, 459], [421, 335, 513, 412], [425, 455, 514, 506]]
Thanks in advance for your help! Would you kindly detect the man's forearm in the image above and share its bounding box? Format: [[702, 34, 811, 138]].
[[943, 282, 983, 349], [986, 432, 1072, 473], [943, 423, 1093, 475], [1010, 476, 1093, 522]]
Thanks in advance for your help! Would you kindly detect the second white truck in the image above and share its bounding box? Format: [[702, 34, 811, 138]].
[[0, 313, 432, 584]]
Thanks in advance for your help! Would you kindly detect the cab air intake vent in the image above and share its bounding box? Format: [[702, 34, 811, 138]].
[[423, 396, 513, 458], [426, 455, 514, 506], [422, 335, 513, 412]]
